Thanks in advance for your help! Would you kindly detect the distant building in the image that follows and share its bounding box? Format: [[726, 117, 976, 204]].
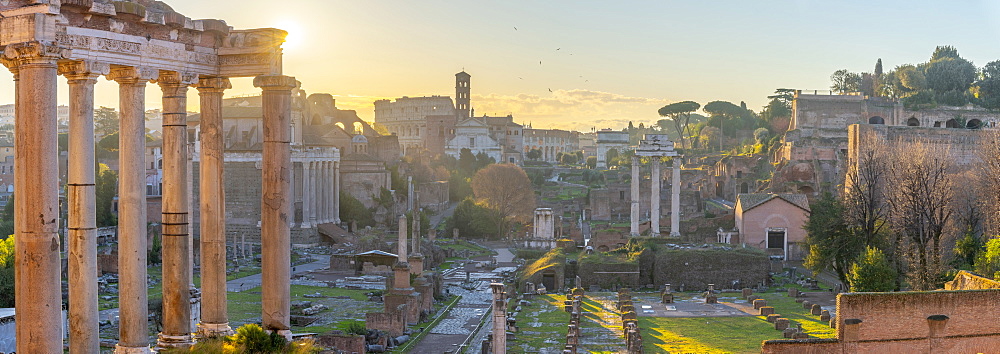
[[523, 127, 579, 163], [578, 132, 597, 158], [444, 117, 503, 162], [374, 95, 455, 155], [734, 193, 810, 261], [596, 129, 629, 168]]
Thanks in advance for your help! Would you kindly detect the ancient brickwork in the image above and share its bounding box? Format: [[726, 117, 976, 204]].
[[762, 290, 1000, 353]]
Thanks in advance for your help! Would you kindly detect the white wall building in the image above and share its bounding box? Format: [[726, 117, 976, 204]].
[[445, 117, 503, 162]]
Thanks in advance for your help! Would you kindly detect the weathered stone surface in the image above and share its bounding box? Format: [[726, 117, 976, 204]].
[[760, 306, 775, 316], [766, 314, 781, 323], [753, 299, 767, 310], [775, 318, 789, 331], [811, 304, 822, 316]]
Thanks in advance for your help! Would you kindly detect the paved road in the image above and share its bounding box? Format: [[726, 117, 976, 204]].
[[429, 202, 458, 228]]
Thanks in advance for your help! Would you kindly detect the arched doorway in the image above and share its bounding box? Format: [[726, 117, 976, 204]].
[[740, 182, 749, 194], [798, 185, 815, 195], [868, 116, 885, 124], [946, 119, 960, 128], [907, 117, 919, 126], [967, 119, 982, 129]]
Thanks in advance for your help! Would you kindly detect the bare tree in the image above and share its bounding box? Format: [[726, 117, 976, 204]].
[[977, 129, 1000, 235], [844, 132, 889, 248], [471, 163, 537, 240], [885, 140, 954, 290]]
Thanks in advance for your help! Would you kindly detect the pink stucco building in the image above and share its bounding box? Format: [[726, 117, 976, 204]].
[[734, 193, 811, 261]]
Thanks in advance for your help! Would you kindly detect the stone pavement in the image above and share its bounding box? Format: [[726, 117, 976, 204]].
[[408, 282, 493, 353], [578, 294, 628, 353]]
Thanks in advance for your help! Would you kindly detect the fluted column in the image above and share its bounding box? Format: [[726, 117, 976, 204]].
[[650, 158, 660, 238], [3, 41, 66, 354], [323, 161, 337, 222], [108, 65, 153, 353], [630, 156, 640, 237], [321, 161, 329, 223], [256, 75, 297, 338], [301, 161, 313, 228], [671, 158, 681, 237], [333, 161, 341, 223], [60, 60, 107, 354], [157, 71, 195, 348], [196, 77, 233, 337]]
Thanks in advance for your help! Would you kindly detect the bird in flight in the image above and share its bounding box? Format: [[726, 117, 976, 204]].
[[514, 26, 518, 31], [548, 88, 553, 92]]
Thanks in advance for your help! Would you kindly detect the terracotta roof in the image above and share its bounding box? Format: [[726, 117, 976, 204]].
[[736, 193, 810, 213]]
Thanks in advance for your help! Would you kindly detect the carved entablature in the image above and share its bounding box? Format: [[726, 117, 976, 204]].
[[219, 28, 286, 78], [0, 0, 284, 78]]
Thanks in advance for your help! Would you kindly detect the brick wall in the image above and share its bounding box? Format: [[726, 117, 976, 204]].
[[653, 248, 769, 290], [763, 289, 1000, 353]]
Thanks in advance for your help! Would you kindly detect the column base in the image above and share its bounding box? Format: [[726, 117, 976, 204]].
[[114, 344, 154, 353], [268, 329, 293, 341], [155, 333, 193, 350], [196, 322, 234, 338], [300, 222, 312, 229], [670, 232, 681, 237], [629, 233, 640, 237]]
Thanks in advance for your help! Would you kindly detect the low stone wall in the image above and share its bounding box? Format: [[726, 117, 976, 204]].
[[315, 333, 366, 354], [654, 248, 768, 290], [762, 289, 1000, 353], [576, 261, 640, 289]]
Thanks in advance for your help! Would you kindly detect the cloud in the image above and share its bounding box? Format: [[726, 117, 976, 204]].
[[327, 89, 670, 132]]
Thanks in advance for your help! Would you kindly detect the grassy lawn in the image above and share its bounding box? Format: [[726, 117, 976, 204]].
[[510, 294, 570, 352], [227, 285, 373, 327], [637, 290, 836, 353], [640, 317, 776, 354]]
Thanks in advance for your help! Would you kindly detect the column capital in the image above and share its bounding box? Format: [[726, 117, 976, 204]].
[[157, 70, 199, 88], [58, 60, 109, 81], [197, 77, 232, 93], [106, 65, 156, 84], [253, 75, 296, 91], [1, 41, 69, 70]]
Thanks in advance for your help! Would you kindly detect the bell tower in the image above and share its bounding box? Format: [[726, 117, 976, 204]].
[[455, 71, 471, 119]]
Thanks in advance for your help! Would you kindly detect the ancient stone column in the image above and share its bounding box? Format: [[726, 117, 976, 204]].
[[157, 71, 195, 348], [491, 283, 507, 354], [60, 60, 105, 354], [333, 161, 341, 223], [197, 77, 233, 337], [318, 161, 328, 223], [671, 158, 681, 237], [301, 161, 313, 228], [326, 161, 335, 223], [630, 156, 640, 237], [109, 65, 152, 353], [393, 215, 412, 291], [650, 159, 661, 237], [256, 75, 297, 338], [4, 41, 65, 354]]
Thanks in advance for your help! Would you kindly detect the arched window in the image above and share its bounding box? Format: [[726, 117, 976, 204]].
[[740, 182, 749, 194], [907, 117, 919, 126], [967, 119, 982, 129], [868, 116, 885, 124]]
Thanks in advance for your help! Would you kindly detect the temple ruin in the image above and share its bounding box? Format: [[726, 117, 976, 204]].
[[0, 0, 296, 352]]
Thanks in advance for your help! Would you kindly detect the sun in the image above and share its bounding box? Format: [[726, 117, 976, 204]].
[[273, 20, 304, 51]]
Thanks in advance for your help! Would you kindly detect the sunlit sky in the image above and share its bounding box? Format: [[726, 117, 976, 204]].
[[4, 0, 1000, 131]]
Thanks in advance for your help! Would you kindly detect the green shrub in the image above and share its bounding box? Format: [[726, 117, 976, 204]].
[[225, 324, 287, 353], [337, 319, 367, 335]]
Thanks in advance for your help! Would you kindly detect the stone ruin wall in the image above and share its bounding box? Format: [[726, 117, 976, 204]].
[[763, 290, 1000, 353], [653, 249, 769, 290]]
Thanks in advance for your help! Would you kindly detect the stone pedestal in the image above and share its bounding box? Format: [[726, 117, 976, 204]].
[[811, 304, 823, 316], [775, 318, 790, 330], [760, 306, 775, 316], [408, 255, 424, 276], [752, 299, 767, 310]]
